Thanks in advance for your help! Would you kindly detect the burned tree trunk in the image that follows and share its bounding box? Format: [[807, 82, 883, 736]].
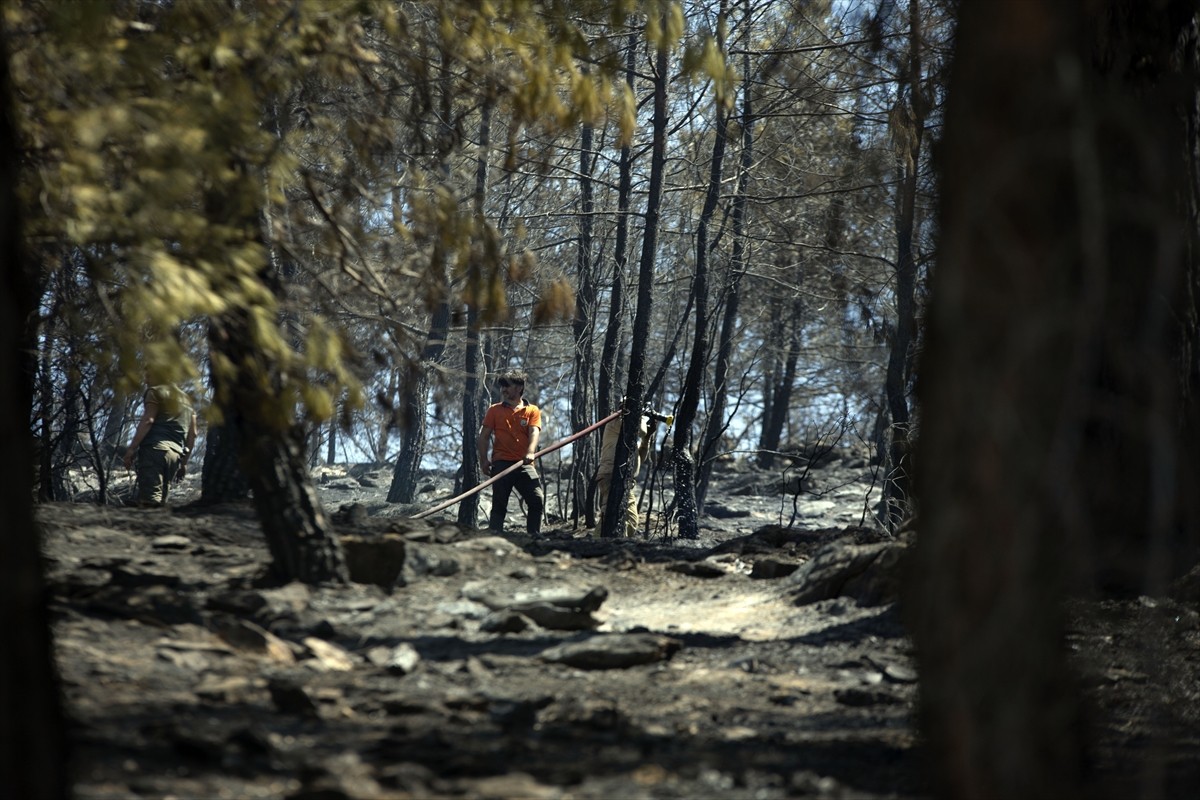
[[0, 28, 69, 797], [200, 414, 251, 504], [211, 308, 348, 585], [912, 3, 1200, 799], [602, 23, 669, 539]]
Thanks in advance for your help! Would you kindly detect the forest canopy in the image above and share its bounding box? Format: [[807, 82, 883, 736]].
[[11, 0, 940, 529]]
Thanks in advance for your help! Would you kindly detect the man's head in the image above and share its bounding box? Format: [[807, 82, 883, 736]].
[[496, 369, 527, 404]]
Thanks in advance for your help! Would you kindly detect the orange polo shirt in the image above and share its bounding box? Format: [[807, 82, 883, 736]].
[[482, 402, 542, 462]]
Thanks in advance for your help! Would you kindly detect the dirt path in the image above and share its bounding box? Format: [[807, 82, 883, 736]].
[[39, 461, 1200, 799], [40, 498, 926, 800]]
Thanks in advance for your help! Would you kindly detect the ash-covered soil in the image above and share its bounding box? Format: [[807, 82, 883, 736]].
[[39, 459, 1200, 799]]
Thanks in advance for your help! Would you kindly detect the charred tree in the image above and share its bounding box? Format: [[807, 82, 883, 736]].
[[696, 37, 755, 513], [673, 5, 730, 538], [386, 302, 450, 504], [878, 0, 928, 530], [756, 293, 803, 469], [597, 28, 638, 421], [200, 413, 251, 504], [211, 307, 348, 585], [459, 100, 493, 528], [911, 2, 1200, 799], [602, 21, 669, 538], [570, 114, 599, 528], [0, 27, 69, 797]]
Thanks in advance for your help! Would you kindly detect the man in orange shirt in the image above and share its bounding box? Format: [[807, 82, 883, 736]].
[[476, 369, 543, 536]]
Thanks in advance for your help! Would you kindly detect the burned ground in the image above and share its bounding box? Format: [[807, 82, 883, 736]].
[[39, 460, 1200, 799]]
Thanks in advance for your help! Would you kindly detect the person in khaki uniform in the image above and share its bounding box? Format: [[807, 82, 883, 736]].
[[123, 383, 197, 506], [595, 410, 653, 538]]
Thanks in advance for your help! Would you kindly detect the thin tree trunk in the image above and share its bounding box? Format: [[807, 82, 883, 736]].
[[35, 276, 60, 501], [100, 383, 130, 464], [460, 307, 484, 527], [757, 294, 802, 468], [389, 47, 457, 505], [459, 100, 493, 528], [602, 20, 668, 538], [879, 0, 926, 530], [387, 304, 449, 503], [571, 115, 598, 527], [673, 33, 730, 538], [696, 38, 754, 513], [598, 28, 638, 420]]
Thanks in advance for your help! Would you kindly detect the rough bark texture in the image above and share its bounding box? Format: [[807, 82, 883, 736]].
[[387, 304, 449, 504], [673, 63, 728, 535], [602, 28, 668, 538], [597, 29, 637, 422], [459, 308, 484, 528], [241, 419, 348, 585], [912, 2, 1200, 799], [695, 41, 754, 514], [0, 28, 69, 797], [571, 119, 598, 528], [212, 308, 348, 585], [879, 0, 926, 531], [200, 418, 251, 504]]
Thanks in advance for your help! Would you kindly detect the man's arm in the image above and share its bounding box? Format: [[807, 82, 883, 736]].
[[177, 413, 198, 476], [524, 424, 540, 465], [637, 417, 652, 460], [185, 413, 197, 455]]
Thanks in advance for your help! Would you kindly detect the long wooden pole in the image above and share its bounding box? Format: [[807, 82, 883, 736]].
[[413, 409, 624, 519]]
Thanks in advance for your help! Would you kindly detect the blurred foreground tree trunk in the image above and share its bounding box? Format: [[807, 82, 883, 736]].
[[912, 3, 1200, 799], [0, 26, 68, 798]]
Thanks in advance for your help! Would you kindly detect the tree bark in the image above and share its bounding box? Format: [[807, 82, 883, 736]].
[[459, 100, 493, 528], [199, 337, 251, 506], [389, 46, 460, 506], [0, 26, 69, 796], [602, 22, 668, 538], [696, 39, 754, 513], [211, 308, 348, 584], [597, 28, 638, 420], [200, 416, 252, 504], [571, 116, 599, 527], [387, 303, 449, 504], [460, 306, 485, 527], [201, 145, 347, 583], [756, 294, 802, 469], [911, 2, 1200, 798], [878, 0, 927, 531], [673, 8, 730, 538]]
